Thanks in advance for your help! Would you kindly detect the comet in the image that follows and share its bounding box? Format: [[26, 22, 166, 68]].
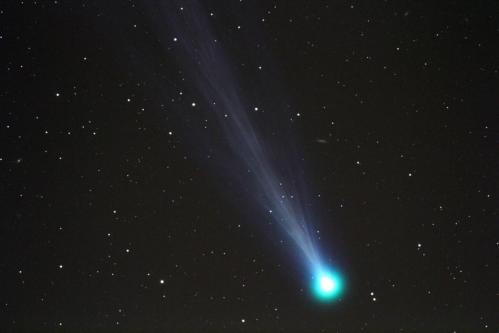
[[312, 269, 344, 302], [149, 0, 345, 302]]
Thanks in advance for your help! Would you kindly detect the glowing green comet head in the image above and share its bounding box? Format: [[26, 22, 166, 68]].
[[311, 269, 344, 302]]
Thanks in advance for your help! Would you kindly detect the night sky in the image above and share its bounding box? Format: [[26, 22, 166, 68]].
[[1, 1, 498, 332]]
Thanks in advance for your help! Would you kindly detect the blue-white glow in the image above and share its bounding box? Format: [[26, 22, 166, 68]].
[[155, 0, 345, 302], [311, 268, 344, 301]]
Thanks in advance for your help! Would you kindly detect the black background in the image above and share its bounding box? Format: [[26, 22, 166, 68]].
[[1, 1, 498, 332]]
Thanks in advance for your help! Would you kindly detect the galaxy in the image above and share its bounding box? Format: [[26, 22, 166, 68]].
[[1, 0, 498, 332]]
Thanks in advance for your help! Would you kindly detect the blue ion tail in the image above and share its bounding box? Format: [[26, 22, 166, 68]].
[[311, 268, 345, 302], [159, 0, 346, 304]]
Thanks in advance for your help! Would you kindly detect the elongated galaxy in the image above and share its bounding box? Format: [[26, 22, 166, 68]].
[[155, 1, 344, 300]]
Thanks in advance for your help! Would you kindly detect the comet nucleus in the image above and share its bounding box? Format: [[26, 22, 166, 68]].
[[312, 269, 344, 301]]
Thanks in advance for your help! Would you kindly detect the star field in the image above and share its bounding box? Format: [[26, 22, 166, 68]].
[[1, 1, 498, 332]]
